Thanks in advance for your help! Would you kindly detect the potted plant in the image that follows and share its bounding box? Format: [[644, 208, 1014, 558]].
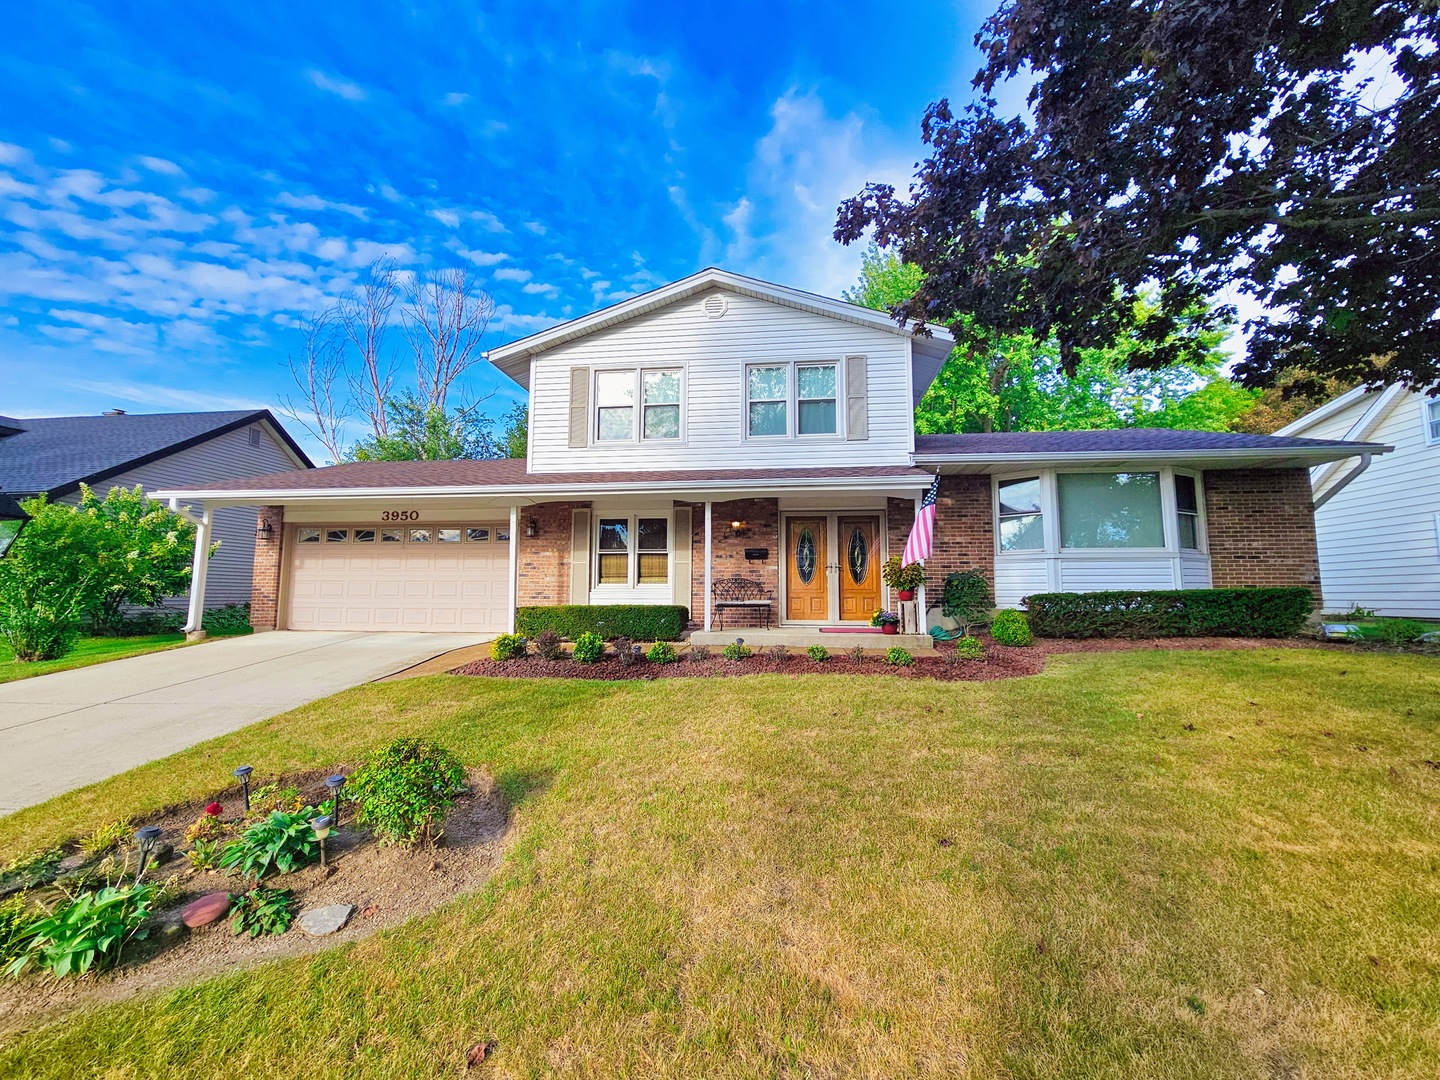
[[882, 556, 925, 601], [870, 610, 901, 635]]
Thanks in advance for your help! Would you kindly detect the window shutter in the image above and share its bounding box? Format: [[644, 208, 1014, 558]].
[[569, 509, 591, 603], [671, 507, 692, 610], [846, 355, 868, 440], [568, 368, 589, 448]]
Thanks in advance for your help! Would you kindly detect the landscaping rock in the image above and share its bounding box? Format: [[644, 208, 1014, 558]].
[[121, 842, 175, 877], [153, 909, 189, 942], [297, 904, 354, 936], [181, 891, 232, 928]]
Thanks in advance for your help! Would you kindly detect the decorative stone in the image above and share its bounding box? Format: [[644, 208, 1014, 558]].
[[153, 909, 189, 942], [181, 891, 232, 928], [1420, 631, 1440, 644], [297, 904, 354, 936]]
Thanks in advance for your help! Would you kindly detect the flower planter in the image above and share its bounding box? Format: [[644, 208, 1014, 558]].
[[882, 623, 899, 635], [897, 590, 915, 601]]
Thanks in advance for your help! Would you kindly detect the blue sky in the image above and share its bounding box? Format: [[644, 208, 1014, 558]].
[[0, 1, 1003, 460]]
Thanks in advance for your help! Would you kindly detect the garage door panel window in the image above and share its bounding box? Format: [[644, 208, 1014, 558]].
[[298, 528, 321, 544], [466, 527, 490, 542], [354, 529, 376, 543], [437, 528, 461, 543], [326, 529, 348, 543], [381, 528, 403, 543], [408, 528, 431, 543]]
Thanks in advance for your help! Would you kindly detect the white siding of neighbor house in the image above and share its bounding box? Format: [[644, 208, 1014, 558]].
[[60, 422, 302, 609], [1302, 392, 1440, 617], [526, 290, 915, 472]]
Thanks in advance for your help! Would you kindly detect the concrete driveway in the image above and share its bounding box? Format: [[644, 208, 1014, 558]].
[[0, 631, 486, 815]]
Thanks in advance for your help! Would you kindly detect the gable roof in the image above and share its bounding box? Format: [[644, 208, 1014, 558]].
[[485, 267, 956, 391], [0, 409, 313, 498]]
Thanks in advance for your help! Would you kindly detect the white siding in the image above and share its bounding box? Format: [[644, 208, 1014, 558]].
[[1306, 393, 1440, 617], [995, 558, 1050, 608], [62, 422, 302, 608], [1058, 557, 1178, 593], [1180, 552, 1212, 589], [527, 291, 914, 472]]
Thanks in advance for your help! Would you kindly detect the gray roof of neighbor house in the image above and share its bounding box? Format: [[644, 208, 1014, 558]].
[[0, 409, 314, 498]]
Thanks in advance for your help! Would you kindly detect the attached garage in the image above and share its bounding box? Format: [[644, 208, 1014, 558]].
[[286, 523, 511, 632]]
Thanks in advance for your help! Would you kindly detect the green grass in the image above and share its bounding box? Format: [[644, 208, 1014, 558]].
[[2, 649, 1438, 1077], [0, 634, 189, 683]]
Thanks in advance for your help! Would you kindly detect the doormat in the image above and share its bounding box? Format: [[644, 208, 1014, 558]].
[[818, 626, 876, 633]]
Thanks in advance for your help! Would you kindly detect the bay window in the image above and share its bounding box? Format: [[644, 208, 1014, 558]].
[[596, 515, 670, 588], [595, 368, 682, 442], [1057, 472, 1163, 549], [1174, 474, 1201, 550], [995, 469, 1207, 555], [747, 361, 840, 438], [997, 476, 1044, 551]]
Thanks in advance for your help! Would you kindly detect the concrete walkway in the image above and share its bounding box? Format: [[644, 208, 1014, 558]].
[[0, 631, 486, 815]]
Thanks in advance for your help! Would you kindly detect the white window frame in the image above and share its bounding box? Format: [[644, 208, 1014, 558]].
[[593, 513, 672, 590], [592, 366, 685, 445], [1424, 397, 1440, 446], [743, 359, 844, 441]]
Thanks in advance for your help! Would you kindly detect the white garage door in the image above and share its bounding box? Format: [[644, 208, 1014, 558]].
[[288, 523, 510, 633]]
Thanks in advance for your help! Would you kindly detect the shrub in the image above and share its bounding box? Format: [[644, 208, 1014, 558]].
[[953, 635, 985, 660], [490, 633, 527, 661], [721, 639, 752, 661], [881, 556, 925, 592], [516, 605, 688, 642], [884, 647, 914, 667], [941, 570, 993, 636], [187, 837, 223, 872], [1023, 588, 1313, 639], [807, 644, 830, 662], [767, 644, 790, 661], [80, 820, 131, 858], [647, 640, 679, 664], [229, 887, 296, 938], [218, 808, 320, 879], [533, 629, 564, 661], [110, 608, 184, 635], [613, 636, 641, 667], [990, 610, 1033, 646], [1370, 618, 1430, 644], [848, 645, 866, 663], [572, 631, 605, 664], [347, 737, 467, 847], [687, 644, 710, 663], [6, 883, 156, 977], [202, 603, 252, 635]]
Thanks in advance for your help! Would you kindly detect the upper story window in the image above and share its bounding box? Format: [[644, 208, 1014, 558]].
[[595, 368, 682, 443], [1426, 397, 1440, 444], [746, 361, 839, 438]]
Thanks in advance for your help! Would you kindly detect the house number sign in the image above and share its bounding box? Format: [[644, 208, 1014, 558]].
[[380, 510, 421, 521]]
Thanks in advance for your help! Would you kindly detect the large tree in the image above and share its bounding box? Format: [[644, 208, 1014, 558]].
[[835, 1, 1440, 397]]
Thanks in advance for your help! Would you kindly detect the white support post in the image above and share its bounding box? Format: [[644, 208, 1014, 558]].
[[183, 505, 213, 639], [507, 504, 520, 635], [703, 500, 713, 633]]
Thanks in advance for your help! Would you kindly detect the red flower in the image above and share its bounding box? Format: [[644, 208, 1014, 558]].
[[205, 802, 223, 816]]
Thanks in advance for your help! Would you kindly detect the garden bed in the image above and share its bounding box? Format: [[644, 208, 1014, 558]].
[[0, 768, 507, 1036]]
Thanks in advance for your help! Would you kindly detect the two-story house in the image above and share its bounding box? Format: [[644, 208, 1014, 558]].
[[153, 269, 1387, 643]]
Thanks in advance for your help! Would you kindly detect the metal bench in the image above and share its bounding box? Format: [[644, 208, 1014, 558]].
[[712, 576, 774, 629]]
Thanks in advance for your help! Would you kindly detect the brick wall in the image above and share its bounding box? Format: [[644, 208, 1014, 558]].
[[516, 501, 590, 606], [250, 505, 284, 631], [923, 474, 995, 591], [690, 498, 779, 628], [1203, 468, 1321, 599]]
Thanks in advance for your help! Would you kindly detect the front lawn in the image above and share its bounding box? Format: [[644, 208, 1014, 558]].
[[2, 649, 1437, 1077], [0, 634, 189, 684]]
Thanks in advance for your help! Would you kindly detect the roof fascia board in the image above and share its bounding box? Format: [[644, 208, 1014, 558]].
[[914, 445, 1391, 468], [1309, 383, 1407, 494], [1274, 384, 1374, 436]]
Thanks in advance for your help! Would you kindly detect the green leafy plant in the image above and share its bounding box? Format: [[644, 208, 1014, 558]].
[[217, 808, 320, 879], [80, 820, 131, 859], [647, 640, 678, 664], [941, 570, 993, 636], [884, 646, 914, 667], [881, 556, 925, 592], [1022, 588, 1312, 639], [990, 610, 1034, 647], [5, 882, 156, 978], [229, 887, 296, 938], [953, 636, 985, 660], [1, 848, 64, 894], [516, 604, 688, 642], [490, 633, 528, 661], [1340, 603, 1378, 620], [202, 603, 252, 635], [807, 644, 830, 662], [0, 896, 39, 971], [534, 629, 565, 660], [870, 610, 900, 628], [721, 639, 752, 661], [1370, 619, 1430, 645], [572, 631, 605, 664], [187, 837, 223, 872], [347, 737, 467, 847]]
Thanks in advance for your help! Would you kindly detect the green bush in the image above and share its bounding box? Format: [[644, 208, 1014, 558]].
[[1370, 618, 1430, 644], [721, 639, 752, 661], [5, 883, 157, 978], [941, 570, 993, 635], [647, 640, 679, 664], [0, 896, 39, 971], [229, 887, 296, 938], [807, 644, 830, 662], [1023, 588, 1313, 639], [110, 609, 184, 635], [516, 605, 688, 641], [572, 631, 605, 664], [990, 610, 1034, 646], [953, 635, 985, 660], [884, 646, 914, 667], [202, 603, 252, 635], [490, 633, 527, 661], [347, 737, 467, 847], [218, 808, 320, 879]]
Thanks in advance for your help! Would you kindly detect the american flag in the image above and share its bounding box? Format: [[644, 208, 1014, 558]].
[[902, 474, 941, 565]]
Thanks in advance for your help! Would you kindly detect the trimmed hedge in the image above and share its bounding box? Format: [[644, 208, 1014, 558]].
[[1023, 588, 1314, 639], [516, 604, 689, 642]]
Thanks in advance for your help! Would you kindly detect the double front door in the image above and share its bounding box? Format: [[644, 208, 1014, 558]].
[[784, 514, 882, 623]]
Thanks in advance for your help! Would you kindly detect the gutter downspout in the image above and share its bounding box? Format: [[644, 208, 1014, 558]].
[[1313, 453, 1373, 511]]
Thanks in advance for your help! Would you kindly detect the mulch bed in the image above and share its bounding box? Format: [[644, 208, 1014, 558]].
[[1, 769, 508, 1037], [451, 634, 1347, 683]]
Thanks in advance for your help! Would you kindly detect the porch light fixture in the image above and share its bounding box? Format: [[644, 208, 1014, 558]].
[[310, 815, 333, 867], [134, 825, 163, 883], [730, 520, 749, 535], [525, 517, 539, 538], [325, 774, 346, 826], [0, 490, 29, 559], [234, 765, 254, 813], [255, 519, 274, 541]]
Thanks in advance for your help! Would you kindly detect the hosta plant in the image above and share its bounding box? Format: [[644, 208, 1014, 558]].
[[218, 808, 320, 879], [346, 737, 467, 847], [229, 887, 296, 938], [646, 640, 678, 664], [5, 883, 156, 978], [884, 647, 915, 667], [807, 644, 830, 662]]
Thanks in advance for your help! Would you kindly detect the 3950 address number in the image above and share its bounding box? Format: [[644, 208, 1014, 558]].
[[381, 510, 421, 521]]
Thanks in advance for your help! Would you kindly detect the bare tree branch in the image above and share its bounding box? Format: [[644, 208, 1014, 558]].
[[339, 258, 400, 437], [280, 312, 351, 464], [402, 267, 496, 413]]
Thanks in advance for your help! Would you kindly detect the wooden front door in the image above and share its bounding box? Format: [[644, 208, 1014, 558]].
[[838, 516, 882, 621], [785, 517, 828, 621]]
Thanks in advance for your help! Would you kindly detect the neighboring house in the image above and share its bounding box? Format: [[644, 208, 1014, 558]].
[[154, 269, 1385, 641], [0, 409, 312, 608], [1277, 385, 1439, 617]]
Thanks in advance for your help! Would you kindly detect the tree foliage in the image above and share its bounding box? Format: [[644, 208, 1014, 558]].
[[347, 392, 527, 462], [836, 2, 1440, 396]]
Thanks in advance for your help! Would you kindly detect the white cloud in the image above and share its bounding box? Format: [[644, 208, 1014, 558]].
[[523, 220, 547, 236], [67, 379, 268, 411], [428, 207, 461, 228], [493, 304, 560, 335], [493, 267, 532, 283], [306, 68, 367, 102], [0, 142, 27, 166], [469, 209, 506, 232], [521, 281, 558, 297], [276, 191, 369, 219], [455, 247, 509, 266], [442, 92, 470, 106], [138, 156, 184, 176]]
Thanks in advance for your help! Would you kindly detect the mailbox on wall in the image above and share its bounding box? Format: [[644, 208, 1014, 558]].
[[744, 548, 769, 561]]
